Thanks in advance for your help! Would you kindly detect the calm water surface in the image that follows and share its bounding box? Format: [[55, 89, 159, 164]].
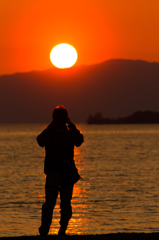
[[0, 124, 159, 236]]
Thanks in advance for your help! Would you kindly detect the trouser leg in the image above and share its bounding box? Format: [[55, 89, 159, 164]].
[[39, 173, 61, 236], [59, 183, 74, 232]]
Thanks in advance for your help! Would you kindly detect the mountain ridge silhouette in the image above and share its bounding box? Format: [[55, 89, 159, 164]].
[[0, 59, 159, 123]]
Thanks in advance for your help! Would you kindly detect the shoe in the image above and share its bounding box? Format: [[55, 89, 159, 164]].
[[58, 229, 66, 239]]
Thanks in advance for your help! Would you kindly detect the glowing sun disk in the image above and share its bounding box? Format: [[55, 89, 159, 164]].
[[50, 43, 78, 68]]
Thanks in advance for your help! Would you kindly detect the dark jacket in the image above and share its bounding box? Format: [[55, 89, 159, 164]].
[[37, 121, 84, 183]]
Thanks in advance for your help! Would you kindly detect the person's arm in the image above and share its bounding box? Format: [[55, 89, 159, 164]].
[[36, 129, 48, 147], [67, 118, 84, 147]]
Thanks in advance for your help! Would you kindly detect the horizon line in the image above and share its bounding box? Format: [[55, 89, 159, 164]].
[[1, 58, 159, 77]]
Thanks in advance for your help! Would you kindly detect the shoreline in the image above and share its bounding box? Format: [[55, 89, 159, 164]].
[[1, 233, 159, 240]]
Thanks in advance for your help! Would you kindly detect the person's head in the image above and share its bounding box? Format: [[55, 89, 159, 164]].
[[52, 105, 68, 124]]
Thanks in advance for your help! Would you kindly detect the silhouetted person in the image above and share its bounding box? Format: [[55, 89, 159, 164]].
[[37, 106, 84, 239]]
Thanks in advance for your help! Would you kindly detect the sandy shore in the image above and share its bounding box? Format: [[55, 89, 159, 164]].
[[0, 233, 159, 240]]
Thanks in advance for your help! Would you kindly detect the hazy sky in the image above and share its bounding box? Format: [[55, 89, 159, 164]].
[[1, 0, 159, 75]]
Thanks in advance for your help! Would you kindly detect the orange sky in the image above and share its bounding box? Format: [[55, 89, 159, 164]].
[[1, 0, 159, 75]]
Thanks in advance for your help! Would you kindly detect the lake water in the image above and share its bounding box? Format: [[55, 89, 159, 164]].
[[0, 124, 159, 237]]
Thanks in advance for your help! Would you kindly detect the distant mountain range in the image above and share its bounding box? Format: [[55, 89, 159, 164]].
[[0, 59, 159, 123]]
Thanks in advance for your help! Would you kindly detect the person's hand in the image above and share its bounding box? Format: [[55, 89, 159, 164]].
[[66, 117, 77, 130], [66, 117, 72, 125]]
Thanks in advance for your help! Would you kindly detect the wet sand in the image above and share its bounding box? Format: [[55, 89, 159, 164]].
[[0, 233, 159, 240]]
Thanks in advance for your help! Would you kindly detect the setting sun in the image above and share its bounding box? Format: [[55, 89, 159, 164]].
[[50, 43, 78, 69]]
